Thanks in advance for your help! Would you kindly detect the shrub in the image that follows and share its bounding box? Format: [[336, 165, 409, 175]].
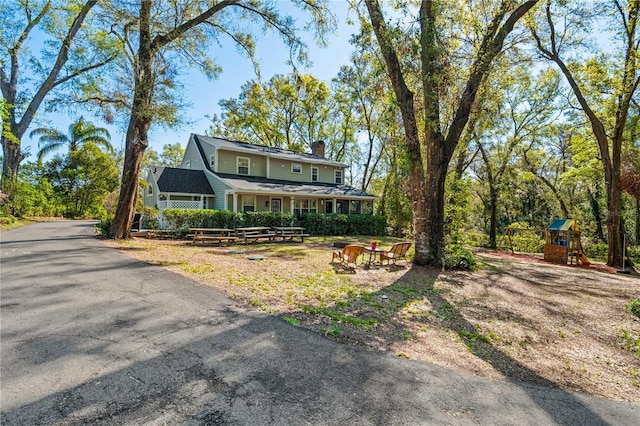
[[627, 299, 640, 319], [506, 222, 544, 253], [442, 245, 478, 271], [96, 217, 113, 237], [301, 213, 386, 236], [161, 209, 296, 231], [582, 242, 608, 262]]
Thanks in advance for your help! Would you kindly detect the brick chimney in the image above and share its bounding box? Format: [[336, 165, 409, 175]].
[[311, 140, 325, 158]]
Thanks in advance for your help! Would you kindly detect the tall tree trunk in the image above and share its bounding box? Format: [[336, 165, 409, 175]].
[[588, 188, 605, 241], [489, 187, 498, 249], [365, 0, 428, 263], [606, 161, 624, 265], [365, 0, 537, 265], [108, 0, 154, 238], [634, 198, 640, 246], [1, 134, 25, 184], [530, 0, 638, 267]]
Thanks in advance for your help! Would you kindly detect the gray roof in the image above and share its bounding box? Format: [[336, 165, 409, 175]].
[[194, 134, 346, 168], [214, 173, 375, 199], [152, 167, 215, 195]]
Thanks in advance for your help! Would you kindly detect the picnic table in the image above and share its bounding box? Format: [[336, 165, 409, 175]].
[[188, 228, 237, 245], [235, 227, 276, 244], [273, 226, 310, 242]]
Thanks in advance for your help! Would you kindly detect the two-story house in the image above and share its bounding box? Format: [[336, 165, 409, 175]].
[[144, 134, 376, 220]]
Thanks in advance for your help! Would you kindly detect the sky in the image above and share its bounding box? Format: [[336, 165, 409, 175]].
[[22, 1, 359, 161]]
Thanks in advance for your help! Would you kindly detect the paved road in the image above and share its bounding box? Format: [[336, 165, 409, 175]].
[[1, 221, 638, 425]]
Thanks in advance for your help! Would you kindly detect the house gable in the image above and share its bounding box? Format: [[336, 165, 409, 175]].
[[153, 167, 215, 195]]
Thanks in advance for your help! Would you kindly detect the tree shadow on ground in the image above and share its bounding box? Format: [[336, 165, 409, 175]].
[[283, 263, 614, 425]]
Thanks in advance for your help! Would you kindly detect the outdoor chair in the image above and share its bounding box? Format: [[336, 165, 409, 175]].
[[380, 242, 412, 266], [331, 244, 365, 268]]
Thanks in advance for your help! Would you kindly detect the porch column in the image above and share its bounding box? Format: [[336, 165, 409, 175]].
[[333, 198, 337, 213], [233, 193, 238, 212], [290, 196, 295, 214]]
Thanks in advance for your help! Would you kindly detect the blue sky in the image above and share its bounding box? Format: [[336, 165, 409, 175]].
[[23, 1, 357, 161]]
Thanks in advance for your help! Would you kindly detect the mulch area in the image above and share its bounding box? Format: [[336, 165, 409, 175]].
[[476, 250, 625, 275]]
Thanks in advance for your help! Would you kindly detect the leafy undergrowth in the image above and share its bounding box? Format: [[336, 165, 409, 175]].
[[104, 237, 640, 402]]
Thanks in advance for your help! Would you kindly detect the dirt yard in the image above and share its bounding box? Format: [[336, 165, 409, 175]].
[[104, 237, 640, 402]]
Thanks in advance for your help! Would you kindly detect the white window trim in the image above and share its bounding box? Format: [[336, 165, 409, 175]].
[[209, 153, 215, 167], [242, 195, 256, 211], [291, 163, 302, 174], [270, 197, 282, 213], [335, 170, 343, 184], [237, 157, 250, 175], [311, 166, 319, 182]]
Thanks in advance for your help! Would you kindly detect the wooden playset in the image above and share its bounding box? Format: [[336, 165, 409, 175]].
[[501, 219, 590, 266]]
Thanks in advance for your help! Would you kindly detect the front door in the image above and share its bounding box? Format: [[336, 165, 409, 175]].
[[270, 198, 282, 213], [325, 200, 333, 213]]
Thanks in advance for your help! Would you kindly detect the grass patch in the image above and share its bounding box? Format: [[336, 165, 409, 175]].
[[618, 328, 640, 357], [301, 305, 378, 330], [626, 299, 640, 318], [283, 316, 300, 326], [322, 324, 341, 337], [457, 329, 491, 351]]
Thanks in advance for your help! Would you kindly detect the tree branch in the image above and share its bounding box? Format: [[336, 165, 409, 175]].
[[16, 0, 99, 139]]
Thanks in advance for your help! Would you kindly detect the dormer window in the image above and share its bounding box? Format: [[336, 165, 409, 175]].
[[184, 160, 191, 169], [210, 153, 215, 167], [291, 163, 302, 174], [237, 157, 249, 175], [335, 170, 343, 184], [311, 167, 318, 182]]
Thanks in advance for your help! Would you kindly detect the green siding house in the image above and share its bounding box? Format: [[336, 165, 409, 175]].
[[144, 134, 376, 220]]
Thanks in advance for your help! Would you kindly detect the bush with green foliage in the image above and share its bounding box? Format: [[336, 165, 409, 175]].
[[301, 213, 386, 236], [445, 177, 472, 244], [161, 209, 296, 231], [44, 145, 119, 218], [506, 221, 545, 253], [627, 299, 640, 318], [442, 245, 478, 270], [1, 162, 64, 218], [96, 217, 112, 237], [582, 242, 608, 262]]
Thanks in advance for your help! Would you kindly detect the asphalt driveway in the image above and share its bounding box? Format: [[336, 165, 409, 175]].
[[1, 220, 638, 425]]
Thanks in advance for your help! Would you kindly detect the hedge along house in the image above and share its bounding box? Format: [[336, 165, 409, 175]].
[[143, 134, 376, 223]]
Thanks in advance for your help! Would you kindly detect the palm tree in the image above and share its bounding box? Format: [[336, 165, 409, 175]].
[[30, 117, 113, 162]]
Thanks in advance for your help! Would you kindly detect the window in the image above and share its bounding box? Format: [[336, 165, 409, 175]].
[[362, 201, 373, 215], [311, 167, 318, 182], [335, 170, 343, 184], [242, 195, 256, 212], [148, 185, 153, 195], [209, 153, 215, 167], [184, 160, 191, 169], [291, 163, 302, 174], [270, 198, 282, 213], [237, 157, 249, 175], [350, 200, 361, 214], [293, 198, 317, 217]]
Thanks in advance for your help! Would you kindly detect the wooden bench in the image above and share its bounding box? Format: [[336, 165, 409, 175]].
[[235, 227, 276, 244], [273, 227, 309, 242], [188, 234, 238, 244], [189, 228, 236, 245], [240, 231, 276, 244]]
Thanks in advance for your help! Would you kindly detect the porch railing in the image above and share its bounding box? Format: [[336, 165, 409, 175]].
[[158, 200, 203, 210]]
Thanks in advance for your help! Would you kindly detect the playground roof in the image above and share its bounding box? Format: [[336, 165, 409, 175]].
[[547, 219, 579, 232]]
